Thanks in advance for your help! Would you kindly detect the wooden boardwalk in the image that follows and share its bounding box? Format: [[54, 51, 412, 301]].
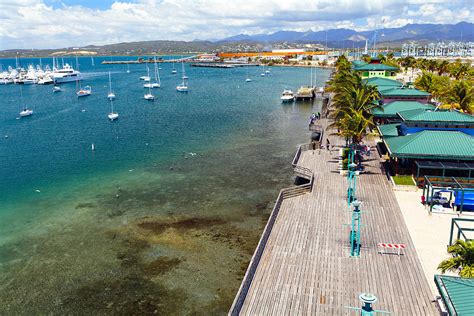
[[231, 119, 436, 315]]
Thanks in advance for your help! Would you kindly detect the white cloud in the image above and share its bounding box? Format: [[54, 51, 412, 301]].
[[0, 0, 472, 49]]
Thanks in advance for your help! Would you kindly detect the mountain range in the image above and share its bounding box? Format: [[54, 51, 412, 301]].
[[1, 22, 472, 57], [221, 22, 474, 46]]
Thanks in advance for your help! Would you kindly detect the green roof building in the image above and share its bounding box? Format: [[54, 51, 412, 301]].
[[354, 60, 398, 79], [398, 109, 474, 127], [373, 101, 435, 119], [383, 130, 474, 160], [380, 87, 431, 103], [434, 275, 474, 316], [377, 123, 401, 137]]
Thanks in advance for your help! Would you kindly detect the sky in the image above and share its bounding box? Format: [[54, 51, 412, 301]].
[[0, 0, 473, 49]]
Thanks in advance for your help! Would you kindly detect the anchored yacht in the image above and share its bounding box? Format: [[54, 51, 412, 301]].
[[52, 64, 81, 83]]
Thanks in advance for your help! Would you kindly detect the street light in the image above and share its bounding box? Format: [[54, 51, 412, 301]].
[[350, 200, 362, 257]]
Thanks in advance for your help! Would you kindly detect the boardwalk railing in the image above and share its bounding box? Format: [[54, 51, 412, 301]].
[[229, 144, 314, 315]]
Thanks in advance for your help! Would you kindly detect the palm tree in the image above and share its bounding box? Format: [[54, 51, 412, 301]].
[[330, 76, 380, 118], [414, 71, 435, 93], [448, 61, 470, 80], [438, 240, 474, 278], [436, 60, 450, 75], [442, 80, 474, 114], [329, 108, 374, 143]]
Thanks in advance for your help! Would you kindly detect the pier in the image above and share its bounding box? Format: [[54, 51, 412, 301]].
[[230, 118, 436, 315]]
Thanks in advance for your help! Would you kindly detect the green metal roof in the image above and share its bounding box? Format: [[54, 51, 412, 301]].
[[384, 130, 474, 160], [435, 275, 474, 316], [380, 87, 431, 97], [373, 101, 435, 118], [354, 63, 398, 71], [398, 109, 474, 124], [364, 77, 403, 88], [352, 60, 367, 67], [377, 123, 401, 137]]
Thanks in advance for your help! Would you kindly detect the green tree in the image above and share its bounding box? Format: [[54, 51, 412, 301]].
[[436, 60, 450, 75], [448, 61, 470, 80], [442, 80, 474, 114], [438, 240, 474, 278]]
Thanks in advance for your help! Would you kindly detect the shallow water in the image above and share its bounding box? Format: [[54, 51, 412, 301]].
[[0, 57, 330, 314]]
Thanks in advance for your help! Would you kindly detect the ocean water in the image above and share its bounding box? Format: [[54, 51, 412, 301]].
[[0, 56, 330, 314]]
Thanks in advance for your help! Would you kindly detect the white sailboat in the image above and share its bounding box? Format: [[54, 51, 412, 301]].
[[107, 71, 115, 100], [171, 57, 177, 74], [75, 56, 91, 97], [149, 60, 161, 88], [245, 66, 252, 82], [176, 60, 188, 92], [140, 65, 151, 81], [77, 85, 92, 97], [144, 78, 154, 100], [126, 63, 130, 74], [260, 64, 265, 77], [143, 66, 153, 87], [108, 98, 119, 121], [18, 85, 33, 117]]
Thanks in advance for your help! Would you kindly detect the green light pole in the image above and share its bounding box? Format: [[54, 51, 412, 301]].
[[349, 200, 362, 257], [345, 293, 391, 315], [347, 162, 358, 206]]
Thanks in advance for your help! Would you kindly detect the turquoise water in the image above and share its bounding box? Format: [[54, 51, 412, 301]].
[[0, 57, 330, 314]]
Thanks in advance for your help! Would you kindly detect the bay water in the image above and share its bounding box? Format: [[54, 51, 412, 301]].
[[0, 56, 330, 314]]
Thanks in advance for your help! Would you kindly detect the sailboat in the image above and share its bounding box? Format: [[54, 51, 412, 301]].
[[19, 85, 33, 117], [149, 60, 161, 88], [260, 64, 265, 77], [171, 56, 177, 74], [126, 63, 130, 74], [91, 56, 95, 66], [76, 56, 91, 97], [77, 85, 92, 97], [144, 75, 154, 100], [140, 65, 151, 81], [108, 98, 119, 121], [107, 71, 115, 100], [176, 60, 188, 92], [245, 66, 252, 82]]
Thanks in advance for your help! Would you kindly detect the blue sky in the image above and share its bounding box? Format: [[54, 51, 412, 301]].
[[1, 0, 473, 49]]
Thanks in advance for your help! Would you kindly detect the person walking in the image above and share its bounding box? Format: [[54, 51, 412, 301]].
[[326, 138, 330, 150]]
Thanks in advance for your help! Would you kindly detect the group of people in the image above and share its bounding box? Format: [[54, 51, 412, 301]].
[[308, 112, 321, 126]]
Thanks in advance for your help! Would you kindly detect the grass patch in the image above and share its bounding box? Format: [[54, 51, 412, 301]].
[[393, 175, 415, 186]]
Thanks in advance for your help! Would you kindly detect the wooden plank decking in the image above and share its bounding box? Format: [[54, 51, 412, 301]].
[[232, 119, 437, 315]]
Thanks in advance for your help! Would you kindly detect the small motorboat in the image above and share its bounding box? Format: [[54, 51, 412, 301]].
[[281, 89, 295, 102], [53, 85, 61, 92]]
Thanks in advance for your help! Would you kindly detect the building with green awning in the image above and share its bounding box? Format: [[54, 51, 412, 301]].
[[434, 275, 474, 316]]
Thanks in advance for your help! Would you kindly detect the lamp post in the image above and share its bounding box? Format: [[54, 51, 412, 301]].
[[346, 293, 391, 315], [347, 162, 358, 206], [350, 200, 362, 257]]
